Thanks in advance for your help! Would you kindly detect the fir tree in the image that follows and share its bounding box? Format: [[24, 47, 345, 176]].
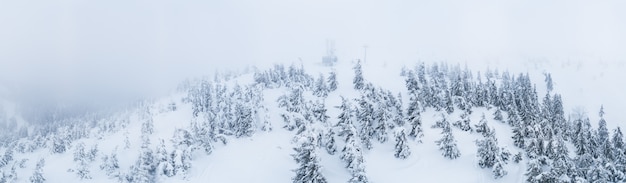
[[373, 102, 389, 143], [476, 129, 499, 169], [340, 124, 370, 183], [525, 159, 544, 183], [492, 160, 507, 179], [336, 97, 355, 138], [475, 113, 491, 137], [292, 132, 327, 183], [234, 101, 255, 138], [493, 108, 503, 121], [327, 71, 338, 92], [392, 93, 405, 128], [29, 159, 45, 183], [587, 160, 610, 183], [436, 121, 461, 159], [0, 148, 13, 169], [444, 91, 455, 114], [544, 73, 553, 93], [141, 114, 155, 135], [394, 129, 411, 159], [513, 152, 523, 163], [405, 71, 419, 95], [348, 169, 369, 183], [73, 142, 92, 180], [452, 111, 472, 132], [100, 151, 120, 178], [355, 96, 374, 150], [131, 146, 157, 183], [613, 127, 625, 151], [314, 74, 329, 97], [597, 106, 611, 158], [155, 139, 174, 177], [171, 147, 192, 177], [353, 60, 364, 90], [406, 95, 424, 142], [324, 128, 337, 155], [431, 113, 450, 129], [511, 125, 525, 149]]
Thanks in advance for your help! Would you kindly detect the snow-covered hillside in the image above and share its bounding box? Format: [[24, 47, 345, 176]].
[[0, 60, 624, 183]]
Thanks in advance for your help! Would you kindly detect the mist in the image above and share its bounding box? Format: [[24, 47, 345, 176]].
[[1, 0, 625, 102]]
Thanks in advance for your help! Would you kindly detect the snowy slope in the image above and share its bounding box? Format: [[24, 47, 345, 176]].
[[0, 59, 624, 183]]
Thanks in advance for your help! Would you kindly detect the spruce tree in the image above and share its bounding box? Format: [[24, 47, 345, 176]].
[[73, 143, 92, 180], [406, 95, 424, 142], [327, 71, 338, 92], [324, 128, 337, 155], [436, 121, 461, 159], [394, 129, 411, 159], [342, 128, 370, 183], [525, 159, 544, 183], [512, 125, 525, 149], [492, 160, 507, 179], [476, 130, 499, 169], [452, 111, 472, 132], [100, 151, 121, 177], [293, 132, 327, 183], [475, 113, 491, 137], [314, 74, 329, 97], [493, 108, 503, 121], [353, 60, 364, 90], [373, 102, 389, 143], [29, 159, 46, 183], [597, 106, 611, 158], [355, 96, 374, 150]]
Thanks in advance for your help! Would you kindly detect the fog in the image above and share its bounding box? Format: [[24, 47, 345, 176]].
[[1, 0, 625, 101]]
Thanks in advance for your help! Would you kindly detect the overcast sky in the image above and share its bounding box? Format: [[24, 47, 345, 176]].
[[1, 0, 625, 99]]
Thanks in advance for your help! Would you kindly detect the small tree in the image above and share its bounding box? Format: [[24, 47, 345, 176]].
[[29, 159, 46, 183], [313, 74, 329, 97], [324, 128, 337, 155], [406, 99, 424, 143], [493, 108, 503, 121], [475, 113, 491, 137], [328, 71, 338, 92], [394, 129, 411, 159], [292, 132, 328, 183], [452, 111, 472, 132], [100, 151, 120, 177], [436, 122, 461, 159], [492, 160, 507, 179], [73, 143, 92, 180], [353, 60, 364, 90]]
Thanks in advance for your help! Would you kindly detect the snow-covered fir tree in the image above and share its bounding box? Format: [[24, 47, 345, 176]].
[[313, 73, 329, 98], [452, 111, 472, 132], [436, 117, 461, 159], [100, 150, 121, 178], [353, 60, 364, 90], [73, 142, 92, 180], [394, 129, 411, 159], [327, 71, 338, 92], [292, 131, 327, 183], [29, 158, 45, 183], [475, 113, 491, 137]]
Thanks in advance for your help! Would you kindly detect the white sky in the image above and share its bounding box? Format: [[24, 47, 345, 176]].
[[0, 0, 625, 99]]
